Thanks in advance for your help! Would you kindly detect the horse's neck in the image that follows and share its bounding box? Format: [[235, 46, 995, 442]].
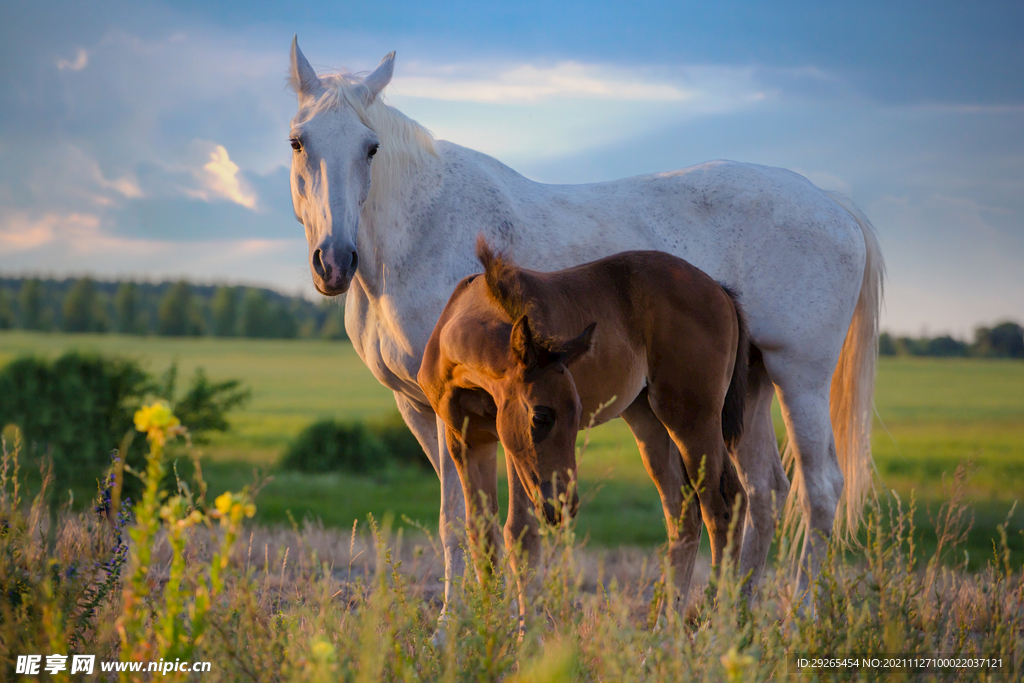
[[355, 150, 446, 299]]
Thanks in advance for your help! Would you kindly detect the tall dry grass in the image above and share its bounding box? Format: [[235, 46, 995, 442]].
[[1, 412, 1022, 681]]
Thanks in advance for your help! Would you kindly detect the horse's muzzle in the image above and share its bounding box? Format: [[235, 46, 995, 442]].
[[311, 244, 358, 295]]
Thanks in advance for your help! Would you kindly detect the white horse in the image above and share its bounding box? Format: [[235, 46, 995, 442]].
[[285, 38, 883, 611]]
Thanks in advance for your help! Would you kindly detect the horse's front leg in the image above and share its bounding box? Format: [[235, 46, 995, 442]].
[[394, 394, 466, 608], [443, 427, 501, 585]]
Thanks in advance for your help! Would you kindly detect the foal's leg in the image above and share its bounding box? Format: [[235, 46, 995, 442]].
[[504, 451, 540, 626], [732, 353, 790, 603], [504, 450, 540, 575], [648, 388, 746, 573], [443, 426, 501, 584], [394, 394, 466, 608], [621, 392, 703, 611]]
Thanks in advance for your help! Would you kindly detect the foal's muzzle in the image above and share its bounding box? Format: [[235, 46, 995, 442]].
[[539, 481, 580, 525]]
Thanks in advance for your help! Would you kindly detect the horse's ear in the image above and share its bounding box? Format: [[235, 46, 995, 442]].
[[556, 322, 596, 366], [510, 315, 538, 368], [359, 51, 396, 104], [289, 36, 320, 97]]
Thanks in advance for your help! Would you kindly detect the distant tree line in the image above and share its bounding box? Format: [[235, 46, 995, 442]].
[[879, 321, 1024, 359], [0, 277, 347, 340]]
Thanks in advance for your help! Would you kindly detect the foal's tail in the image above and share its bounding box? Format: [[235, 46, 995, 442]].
[[720, 285, 749, 451]]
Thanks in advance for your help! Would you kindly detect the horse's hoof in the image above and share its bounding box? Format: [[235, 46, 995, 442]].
[[430, 627, 446, 649], [431, 611, 452, 648]]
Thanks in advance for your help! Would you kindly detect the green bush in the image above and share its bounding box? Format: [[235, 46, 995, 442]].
[[0, 352, 149, 499], [0, 352, 249, 503], [281, 412, 429, 474], [156, 364, 251, 443], [368, 410, 431, 471]]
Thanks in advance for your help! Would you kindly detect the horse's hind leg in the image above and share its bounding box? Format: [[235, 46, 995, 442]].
[[733, 351, 789, 603], [647, 388, 746, 573], [763, 350, 843, 612], [621, 391, 703, 611]]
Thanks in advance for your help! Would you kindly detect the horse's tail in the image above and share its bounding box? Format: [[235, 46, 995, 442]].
[[784, 191, 885, 542], [720, 285, 749, 451]]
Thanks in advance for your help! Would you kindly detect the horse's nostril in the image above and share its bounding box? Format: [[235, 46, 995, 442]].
[[350, 250, 359, 271], [312, 249, 326, 278]]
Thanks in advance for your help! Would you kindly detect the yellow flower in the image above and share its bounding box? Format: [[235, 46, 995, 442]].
[[134, 401, 183, 445], [215, 491, 233, 515]]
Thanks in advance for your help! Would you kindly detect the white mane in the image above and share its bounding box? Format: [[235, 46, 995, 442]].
[[308, 72, 438, 224]]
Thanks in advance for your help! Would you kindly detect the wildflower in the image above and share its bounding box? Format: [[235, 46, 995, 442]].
[[213, 491, 256, 522], [214, 491, 233, 516], [133, 401, 184, 446]]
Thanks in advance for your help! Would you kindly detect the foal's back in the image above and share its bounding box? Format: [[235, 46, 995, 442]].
[[481, 248, 742, 425]]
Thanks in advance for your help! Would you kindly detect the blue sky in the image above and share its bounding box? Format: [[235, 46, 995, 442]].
[[1, 0, 1022, 335]]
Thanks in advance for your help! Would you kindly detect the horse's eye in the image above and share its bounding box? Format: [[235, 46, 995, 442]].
[[290, 138, 301, 151], [368, 143, 379, 160]]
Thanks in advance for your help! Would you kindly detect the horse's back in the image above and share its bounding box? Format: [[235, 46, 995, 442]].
[[439, 144, 865, 309]]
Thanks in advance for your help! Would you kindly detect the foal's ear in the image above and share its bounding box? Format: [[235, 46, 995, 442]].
[[289, 36, 321, 97], [510, 316, 538, 368], [358, 52, 396, 104], [556, 322, 596, 366]]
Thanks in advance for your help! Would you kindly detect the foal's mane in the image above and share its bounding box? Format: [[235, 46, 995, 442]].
[[476, 235, 530, 322]]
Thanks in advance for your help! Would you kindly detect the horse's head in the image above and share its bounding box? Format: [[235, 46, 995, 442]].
[[287, 38, 394, 295], [495, 315, 596, 525]]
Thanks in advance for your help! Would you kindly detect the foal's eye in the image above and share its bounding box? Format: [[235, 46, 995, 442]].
[[289, 138, 302, 151], [531, 406, 556, 441], [368, 143, 379, 160]]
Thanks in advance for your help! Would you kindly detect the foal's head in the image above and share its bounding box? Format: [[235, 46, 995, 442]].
[[495, 316, 595, 525], [475, 235, 596, 523]]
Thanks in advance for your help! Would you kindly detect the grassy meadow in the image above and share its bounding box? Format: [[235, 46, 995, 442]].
[[1, 330, 1022, 558]]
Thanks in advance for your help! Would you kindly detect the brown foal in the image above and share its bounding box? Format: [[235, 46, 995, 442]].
[[418, 236, 749, 605]]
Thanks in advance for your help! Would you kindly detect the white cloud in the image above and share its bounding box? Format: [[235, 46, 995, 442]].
[[388, 61, 777, 109], [187, 144, 258, 209], [0, 209, 310, 293], [0, 211, 99, 251], [386, 62, 773, 163], [392, 62, 694, 104], [88, 158, 143, 199], [56, 48, 89, 71]]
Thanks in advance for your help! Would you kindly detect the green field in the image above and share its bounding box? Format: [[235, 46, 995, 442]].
[[2, 331, 1022, 555]]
